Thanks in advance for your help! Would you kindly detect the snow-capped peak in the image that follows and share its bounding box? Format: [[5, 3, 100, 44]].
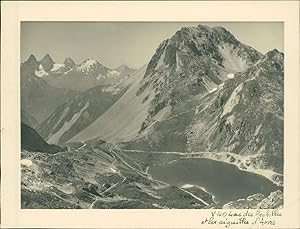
[[77, 59, 101, 72]]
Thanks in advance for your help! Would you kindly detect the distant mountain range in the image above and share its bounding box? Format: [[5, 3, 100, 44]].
[[23, 54, 136, 91], [21, 54, 136, 123]]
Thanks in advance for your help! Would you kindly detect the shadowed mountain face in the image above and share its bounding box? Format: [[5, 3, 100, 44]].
[[39, 54, 55, 71], [37, 85, 128, 145], [21, 110, 39, 129], [21, 122, 65, 154]]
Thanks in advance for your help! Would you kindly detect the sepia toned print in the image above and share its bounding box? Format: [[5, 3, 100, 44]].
[[20, 22, 284, 209]]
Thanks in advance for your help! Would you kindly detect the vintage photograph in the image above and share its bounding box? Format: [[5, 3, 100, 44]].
[[20, 22, 284, 209]]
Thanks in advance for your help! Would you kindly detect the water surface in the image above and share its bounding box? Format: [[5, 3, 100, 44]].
[[149, 158, 281, 204]]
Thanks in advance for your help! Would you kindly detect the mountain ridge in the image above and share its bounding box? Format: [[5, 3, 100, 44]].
[[71, 25, 264, 143]]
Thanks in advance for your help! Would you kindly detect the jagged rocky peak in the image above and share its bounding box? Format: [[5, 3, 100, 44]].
[[175, 24, 235, 43], [25, 54, 38, 64], [145, 24, 262, 78], [252, 49, 284, 76], [259, 49, 283, 66], [63, 57, 75, 69], [76, 58, 108, 74], [24, 54, 39, 69], [170, 24, 241, 52], [40, 54, 55, 71], [79, 58, 101, 67]]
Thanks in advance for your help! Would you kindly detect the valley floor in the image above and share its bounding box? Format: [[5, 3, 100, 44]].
[[21, 143, 283, 209]]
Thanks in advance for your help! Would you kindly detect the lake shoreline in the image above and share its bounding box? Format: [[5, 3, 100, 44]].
[[148, 155, 281, 205], [184, 152, 283, 187], [122, 149, 283, 187]]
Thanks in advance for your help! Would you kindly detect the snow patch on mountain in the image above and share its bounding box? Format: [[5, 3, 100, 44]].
[[77, 59, 99, 72], [175, 52, 182, 71], [202, 75, 218, 92], [155, 44, 168, 71], [107, 70, 120, 77], [227, 73, 235, 79], [181, 184, 194, 189], [221, 83, 243, 117], [51, 107, 70, 131], [51, 63, 65, 72], [63, 68, 73, 75], [218, 83, 225, 89], [34, 65, 48, 77], [225, 114, 235, 125], [254, 124, 262, 136], [96, 74, 102, 80], [208, 87, 218, 93], [47, 102, 89, 144]]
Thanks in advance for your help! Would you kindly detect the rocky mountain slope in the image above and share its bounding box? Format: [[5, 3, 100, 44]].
[[71, 25, 262, 143], [37, 84, 128, 145], [70, 65, 150, 143], [186, 49, 284, 173], [135, 25, 262, 137]]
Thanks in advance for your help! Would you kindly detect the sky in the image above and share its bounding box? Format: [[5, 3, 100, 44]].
[[21, 22, 283, 69]]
